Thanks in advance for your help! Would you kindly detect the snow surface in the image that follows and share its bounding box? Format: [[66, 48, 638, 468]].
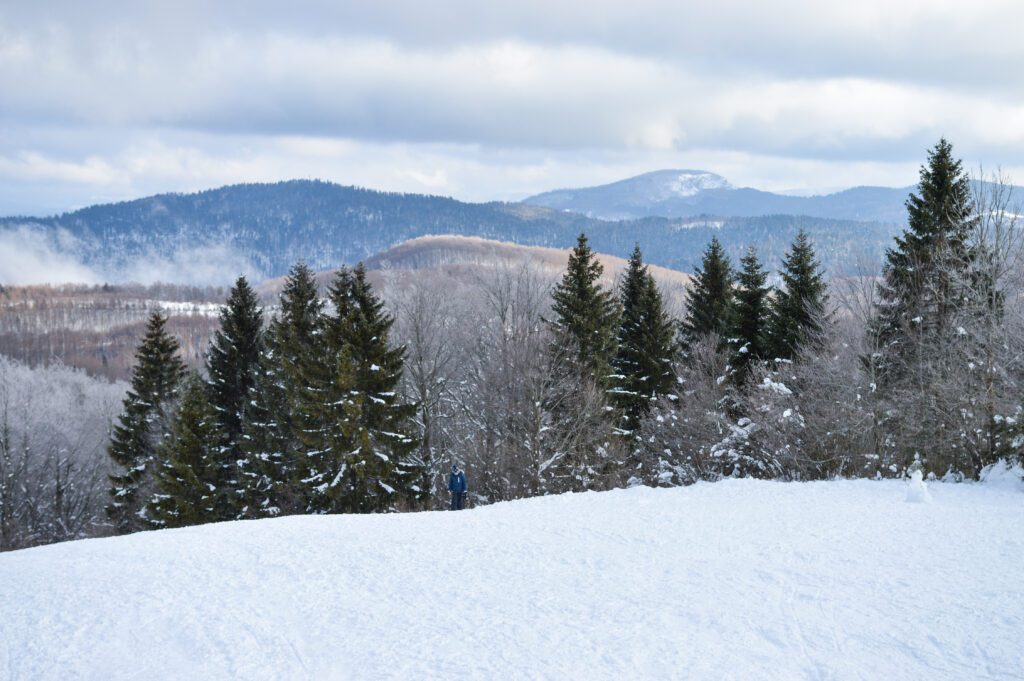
[[1, 479, 1022, 680]]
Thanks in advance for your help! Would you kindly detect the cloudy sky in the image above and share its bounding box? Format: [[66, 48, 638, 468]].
[[3, 0, 1024, 216]]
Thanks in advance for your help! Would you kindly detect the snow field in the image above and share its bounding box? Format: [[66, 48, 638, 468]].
[[1, 478, 1022, 680]]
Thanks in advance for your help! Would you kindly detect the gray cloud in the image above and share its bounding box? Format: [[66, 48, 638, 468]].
[[1, 1, 1023, 215]]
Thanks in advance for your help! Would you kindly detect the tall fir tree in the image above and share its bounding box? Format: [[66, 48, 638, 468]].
[[206, 275, 264, 517], [148, 373, 226, 528], [768, 230, 829, 361], [324, 265, 419, 512], [611, 245, 677, 432], [869, 138, 977, 379], [550, 233, 620, 383], [729, 246, 771, 375], [680, 236, 734, 350], [239, 261, 324, 517], [106, 312, 186, 533]]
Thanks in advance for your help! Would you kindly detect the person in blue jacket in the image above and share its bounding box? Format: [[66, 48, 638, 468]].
[[448, 464, 467, 510]]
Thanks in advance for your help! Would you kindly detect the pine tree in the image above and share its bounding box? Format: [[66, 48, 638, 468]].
[[239, 262, 324, 517], [106, 312, 186, 533], [149, 373, 225, 528], [729, 246, 771, 374], [236, 349, 292, 517], [550, 233, 620, 383], [869, 138, 976, 379], [290, 338, 368, 514], [768, 230, 829, 361], [681, 236, 734, 349], [323, 265, 418, 512], [206, 276, 263, 517], [611, 245, 677, 432]]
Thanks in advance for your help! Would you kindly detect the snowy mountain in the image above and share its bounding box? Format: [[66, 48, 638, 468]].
[[525, 169, 915, 222], [0, 180, 899, 285], [1, 478, 1021, 679]]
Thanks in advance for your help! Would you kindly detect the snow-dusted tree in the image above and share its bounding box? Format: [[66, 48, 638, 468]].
[[319, 265, 418, 512], [390, 280, 466, 508], [450, 265, 619, 501], [205, 275, 263, 516], [767, 230, 829, 361], [864, 142, 1021, 477], [106, 312, 186, 534], [868, 139, 977, 382], [631, 335, 731, 486], [610, 244, 677, 433], [681, 236, 734, 351], [729, 246, 771, 376], [149, 373, 226, 528], [290, 340, 368, 514], [550, 233, 620, 385], [239, 262, 323, 517], [0, 357, 124, 551]]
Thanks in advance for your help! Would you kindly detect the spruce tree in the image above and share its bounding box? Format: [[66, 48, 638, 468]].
[[611, 245, 677, 432], [869, 138, 976, 379], [106, 312, 186, 533], [550, 233, 620, 383], [239, 262, 324, 517], [866, 139, 994, 477], [236, 348, 293, 517], [729, 246, 771, 374], [680, 236, 734, 349], [768, 230, 828, 361], [206, 275, 263, 517], [323, 265, 418, 512], [149, 373, 225, 528]]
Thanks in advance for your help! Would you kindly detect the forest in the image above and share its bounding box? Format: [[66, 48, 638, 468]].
[[2, 139, 1022, 551]]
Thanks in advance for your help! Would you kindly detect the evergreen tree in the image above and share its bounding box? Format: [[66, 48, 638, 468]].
[[106, 312, 186, 533], [149, 373, 225, 528], [239, 262, 324, 517], [206, 276, 263, 517], [323, 265, 419, 512], [869, 138, 976, 379], [290, 338, 368, 514], [236, 348, 292, 517], [729, 246, 771, 374], [550, 233, 620, 383], [611, 245, 677, 432], [680, 236, 734, 349], [768, 230, 829, 361]]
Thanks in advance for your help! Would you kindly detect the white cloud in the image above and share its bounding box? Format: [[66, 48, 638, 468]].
[[2, 1, 1024, 214]]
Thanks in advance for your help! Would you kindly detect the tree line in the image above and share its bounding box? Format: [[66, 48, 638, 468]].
[[14, 137, 1016, 546]]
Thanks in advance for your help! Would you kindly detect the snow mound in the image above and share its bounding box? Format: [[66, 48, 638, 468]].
[[980, 458, 1024, 491], [2, 479, 1023, 680]]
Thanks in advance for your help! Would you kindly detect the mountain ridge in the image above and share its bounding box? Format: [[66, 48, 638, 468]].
[[525, 169, 915, 223], [1, 178, 902, 285]]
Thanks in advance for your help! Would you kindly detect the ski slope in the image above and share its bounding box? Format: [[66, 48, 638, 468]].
[[1, 478, 1022, 680]]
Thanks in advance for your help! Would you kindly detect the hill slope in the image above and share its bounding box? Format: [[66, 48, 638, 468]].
[[1, 479, 1021, 679], [362, 235, 692, 286]]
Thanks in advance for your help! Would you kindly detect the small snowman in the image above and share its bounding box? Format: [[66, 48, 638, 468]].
[[905, 454, 931, 503]]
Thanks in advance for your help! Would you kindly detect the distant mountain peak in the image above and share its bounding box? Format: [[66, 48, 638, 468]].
[[645, 169, 733, 199], [523, 169, 913, 223], [524, 169, 737, 220]]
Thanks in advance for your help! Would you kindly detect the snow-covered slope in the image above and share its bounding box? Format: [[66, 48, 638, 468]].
[[2, 479, 1022, 680]]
